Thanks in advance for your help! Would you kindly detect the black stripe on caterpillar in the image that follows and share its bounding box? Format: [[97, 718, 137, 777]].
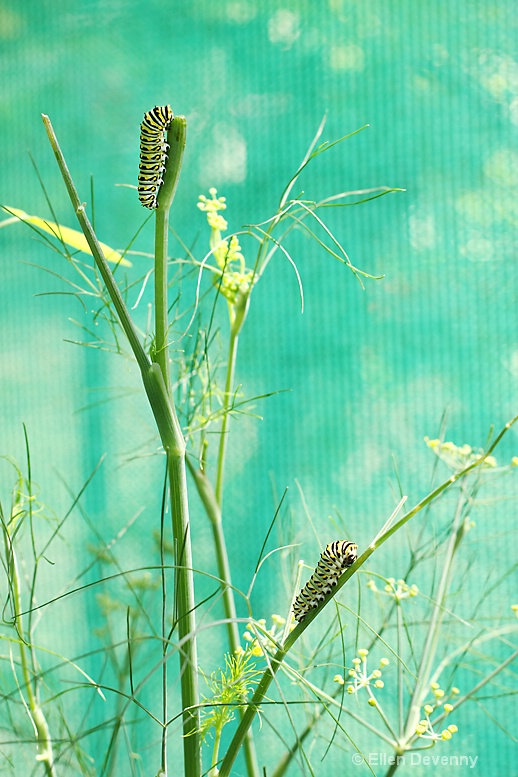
[[292, 540, 357, 623], [138, 105, 173, 209]]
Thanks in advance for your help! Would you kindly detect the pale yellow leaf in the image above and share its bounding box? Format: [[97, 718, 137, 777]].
[[0, 206, 131, 267]]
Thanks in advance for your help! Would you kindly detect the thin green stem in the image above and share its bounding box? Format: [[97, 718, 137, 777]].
[[189, 277, 259, 776], [187, 463, 238, 646], [401, 492, 465, 743], [397, 603, 403, 738], [215, 327, 239, 507], [2, 523, 57, 776], [209, 726, 223, 777], [187, 461, 260, 777]]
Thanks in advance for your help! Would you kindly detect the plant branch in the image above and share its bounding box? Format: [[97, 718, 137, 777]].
[[218, 415, 518, 777]]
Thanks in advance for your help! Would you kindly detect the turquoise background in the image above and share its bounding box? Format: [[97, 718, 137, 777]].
[[0, 2, 517, 775]]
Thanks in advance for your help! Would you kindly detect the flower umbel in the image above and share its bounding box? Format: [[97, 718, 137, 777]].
[[198, 188, 256, 320], [334, 650, 389, 701], [424, 437, 500, 472], [367, 576, 418, 602], [414, 685, 459, 742], [239, 614, 294, 658]]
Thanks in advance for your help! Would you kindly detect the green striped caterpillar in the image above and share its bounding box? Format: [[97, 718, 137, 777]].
[[138, 105, 173, 209], [293, 540, 357, 623]]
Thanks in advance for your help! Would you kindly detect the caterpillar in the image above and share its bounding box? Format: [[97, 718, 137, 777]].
[[292, 540, 357, 623], [138, 105, 174, 209]]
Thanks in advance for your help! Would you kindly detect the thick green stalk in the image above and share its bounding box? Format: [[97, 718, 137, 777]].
[[154, 115, 186, 394], [150, 116, 201, 777], [218, 419, 518, 777], [154, 207, 172, 396]]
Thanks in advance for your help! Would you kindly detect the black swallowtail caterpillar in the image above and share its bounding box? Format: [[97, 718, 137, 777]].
[[292, 540, 358, 623], [138, 105, 174, 209]]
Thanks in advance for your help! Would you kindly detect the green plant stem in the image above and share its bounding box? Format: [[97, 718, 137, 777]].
[[42, 113, 201, 777], [189, 285, 260, 777], [154, 207, 172, 396], [186, 463, 238, 647], [218, 417, 518, 777], [401, 492, 465, 744], [215, 327, 239, 506], [397, 603, 403, 738], [209, 726, 223, 777], [187, 461, 260, 777], [154, 115, 186, 394], [2, 527, 57, 776]]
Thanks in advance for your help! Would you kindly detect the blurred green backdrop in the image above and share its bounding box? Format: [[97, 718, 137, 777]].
[[0, 1, 517, 775]]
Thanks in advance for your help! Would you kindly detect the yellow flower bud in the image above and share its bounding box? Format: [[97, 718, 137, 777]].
[[358, 648, 369, 657], [374, 680, 384, 689], [433, 689, 444, 698], [352, 657, 361, 665], [447, 724, 458, 734], [451, 687, 460, 695], [347, 685, 355, 694], [415, 725, 426, 736], [444, 704, 453, 713], [334, 674, 345, 685], [372, 669, 382, 678], [380, 658, 390, 666], [368, 697, 377, 707], [430, 682, 440, 690], [441, 729, 452, 740], [348, 669, 356, 677], [424, 704, 434, 715]]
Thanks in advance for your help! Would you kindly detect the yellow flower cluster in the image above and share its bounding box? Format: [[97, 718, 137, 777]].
[[198, 188, 256, 309], [367, 577, 418, 602], [425, 437, 498, 471], [238, 614, 294, 658], [334, 649, 389, 702], [415, 684, 460, 742]]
